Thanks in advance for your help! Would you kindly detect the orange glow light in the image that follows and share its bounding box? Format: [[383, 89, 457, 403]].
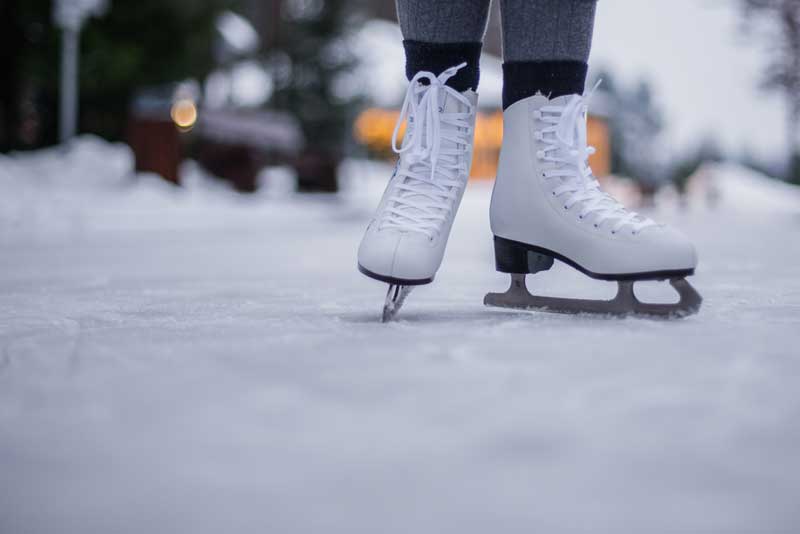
[[171, 98, 198, 131], [353, 107, 610, 179]]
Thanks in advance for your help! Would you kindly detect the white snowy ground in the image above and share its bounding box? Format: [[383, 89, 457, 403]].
[[2, 138, 800, 534]]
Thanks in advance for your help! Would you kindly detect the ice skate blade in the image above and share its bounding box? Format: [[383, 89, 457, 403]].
[[382, 284, 414, 322], [484, 274, 702, 318]]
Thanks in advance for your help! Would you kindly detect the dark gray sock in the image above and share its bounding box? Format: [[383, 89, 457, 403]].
[[395, 0, 598, 99], [395, 0, 490, 91], [396, 0, 491, 43], [499, 0, 598, 62], [499, 0, 598, 108]]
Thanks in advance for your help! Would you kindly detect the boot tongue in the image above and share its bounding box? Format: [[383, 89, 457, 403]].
[[545, 94, 649, 228], [394, 88, 468, 232], [547, 94, 595, 189], [555, 96, 581, 146], [409, 89, 464, 167]]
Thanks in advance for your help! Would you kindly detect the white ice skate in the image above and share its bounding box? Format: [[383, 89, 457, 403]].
[[485, 89, 702, 317], [358, 63, 478, 321]]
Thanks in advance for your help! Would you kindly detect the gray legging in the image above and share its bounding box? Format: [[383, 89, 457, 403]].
[[396, 0, 597, 63]]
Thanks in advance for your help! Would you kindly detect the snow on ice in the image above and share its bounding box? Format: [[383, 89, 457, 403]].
[[1, 137, 799, 533]]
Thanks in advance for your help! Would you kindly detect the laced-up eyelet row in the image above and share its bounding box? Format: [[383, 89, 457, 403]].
[[531, 94, 656, 235], [381, 63, 475, 239], [568, 212, 640, 236]]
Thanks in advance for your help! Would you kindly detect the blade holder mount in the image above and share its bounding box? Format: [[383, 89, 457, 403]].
[[484, 274, 702, 318]]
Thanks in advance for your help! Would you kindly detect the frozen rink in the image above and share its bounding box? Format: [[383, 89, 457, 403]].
[[2, 139, 800, 533]]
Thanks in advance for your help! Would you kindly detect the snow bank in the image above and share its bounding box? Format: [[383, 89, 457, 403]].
[[0, 135, 135, 191], [0, 136, 271, 240], [0, 137, 378, 243], [701, 162, 800, 214], [3, 135, 797, 245], [0, 136, 169, 238]]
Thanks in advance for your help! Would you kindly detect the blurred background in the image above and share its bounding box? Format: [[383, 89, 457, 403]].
[[1, 0, 798, 199], [3, 3, 800, 533]]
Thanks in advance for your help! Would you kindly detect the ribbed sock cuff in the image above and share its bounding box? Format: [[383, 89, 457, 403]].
[[403, 40, 482, 92], [502, 60, 588, 109]]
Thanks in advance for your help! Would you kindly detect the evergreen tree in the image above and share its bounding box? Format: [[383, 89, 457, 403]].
[[740, 0, 800, 183], [1, 0, 236, 150], [266, 0, 365, 192], [593, 70, 665, 188], [1, 0, 61, 149], [668, 138, 722, 197], [788, 151, 800, 185]]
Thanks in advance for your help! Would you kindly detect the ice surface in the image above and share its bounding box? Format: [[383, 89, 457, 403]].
[[1, 138, 800, 533]]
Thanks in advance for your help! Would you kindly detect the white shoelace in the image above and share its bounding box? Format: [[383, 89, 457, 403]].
[[379, 63, 474, 239], [536, 84, 656, 234]]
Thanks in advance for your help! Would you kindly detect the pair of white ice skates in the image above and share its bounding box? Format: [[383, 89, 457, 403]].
[[358, 64, 702, 321]]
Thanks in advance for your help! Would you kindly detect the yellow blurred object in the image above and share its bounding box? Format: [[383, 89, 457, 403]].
[[587, 115, 610, 178], [171, 98, 198, 131], [354, 107, 611, 180]]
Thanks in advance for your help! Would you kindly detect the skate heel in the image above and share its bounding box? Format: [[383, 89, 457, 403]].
[[493, 236, 554, 274]]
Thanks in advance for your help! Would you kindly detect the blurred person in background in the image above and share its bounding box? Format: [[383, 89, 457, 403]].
[[358, 0, 702, 320]]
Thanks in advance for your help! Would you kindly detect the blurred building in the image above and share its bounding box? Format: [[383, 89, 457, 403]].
[[124, 1, 610, 189], [354, 108, 610, 180], [195, 1, 610, 186]]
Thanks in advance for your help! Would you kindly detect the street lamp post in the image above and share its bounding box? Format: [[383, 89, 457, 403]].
[[53, 0, 108, 144]]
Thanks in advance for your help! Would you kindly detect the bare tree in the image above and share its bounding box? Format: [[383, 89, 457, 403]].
[[741, 0, 800, 175]]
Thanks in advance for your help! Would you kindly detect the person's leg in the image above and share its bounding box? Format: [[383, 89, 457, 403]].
[[499, 0, 598, 108], [396, 0, 492, 92]]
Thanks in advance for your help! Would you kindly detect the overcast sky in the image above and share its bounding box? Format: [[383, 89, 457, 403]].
[[590, 0, 787, 162]]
